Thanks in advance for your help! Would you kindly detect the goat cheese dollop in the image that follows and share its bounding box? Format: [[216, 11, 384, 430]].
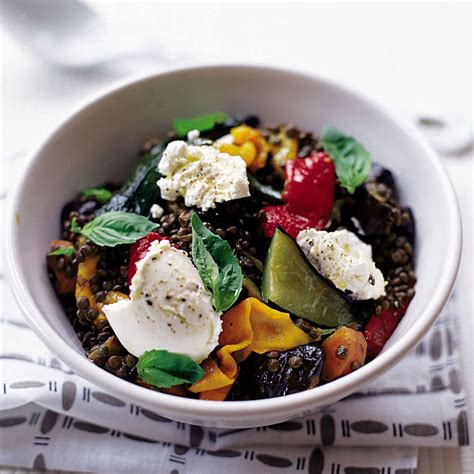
[[102, 240, 222, 363], [157, 141, 250, 211], [296, 229, 385, 300]]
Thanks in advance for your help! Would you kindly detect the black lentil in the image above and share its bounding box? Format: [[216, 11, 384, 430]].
[[267, 359, 280, 373], [335, 345, 348, 360]]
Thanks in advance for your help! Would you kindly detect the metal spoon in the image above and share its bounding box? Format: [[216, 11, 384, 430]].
[[0, 0, 174, 70]]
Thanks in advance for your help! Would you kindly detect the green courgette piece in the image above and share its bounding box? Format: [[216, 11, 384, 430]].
[[98, 143, 166, 216], [261, 228, 355, 327], [248, 174, 283, 202], [243, 275, 263, 300]]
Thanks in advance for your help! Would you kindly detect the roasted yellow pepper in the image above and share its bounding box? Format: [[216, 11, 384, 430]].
[[217, 125, 269, 172], [269, 130, 299, 177], [189, 297, 311, 400]]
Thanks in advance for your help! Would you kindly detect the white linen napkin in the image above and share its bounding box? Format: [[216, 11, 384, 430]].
[[0, 158, 469, 473]]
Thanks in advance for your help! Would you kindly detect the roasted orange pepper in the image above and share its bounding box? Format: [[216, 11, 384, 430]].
[[322, 327, 367, 381]]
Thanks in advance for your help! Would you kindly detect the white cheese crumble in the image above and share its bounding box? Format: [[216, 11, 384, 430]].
[[213, 133, 234, 145], [187, 129, 200, 141], [150, 203, 164, 219], [157, 140, 250, 211], [296, 229, 386, 300], [102, 240, 222, 363]]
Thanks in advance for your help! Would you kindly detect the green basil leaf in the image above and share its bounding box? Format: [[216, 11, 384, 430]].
[[78, 211, 159, 247], [80, 187, 113, 202], [137, 350, 205, 388], [48, 247, 75, 257], [192, 232, 220, 295], [191, 213, 243, 312], [173, 112, 229, 138], [70, 217, 82, 234], [321, 127, 372, 194]]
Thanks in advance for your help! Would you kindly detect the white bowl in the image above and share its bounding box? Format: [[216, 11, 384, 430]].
[[5, 64, 461, 428]]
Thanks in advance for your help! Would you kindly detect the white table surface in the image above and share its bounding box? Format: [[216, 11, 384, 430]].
[[1, 2, 472, 473]]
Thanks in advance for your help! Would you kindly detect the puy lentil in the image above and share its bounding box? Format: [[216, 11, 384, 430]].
[[308, 375, 320, 389], [86, 308, 99, 321], [95, 291, 107, 303], [77, 296, 90, 310], [335, 345, 348, 360], [107, 355, 123, 371], [115, 366, 128, 378], [65, 266, 75, 278], [125, 354, 138, 368], [267, 351, 280, 359], [267, 359, 280, 373], [288, 355, 302, 368]]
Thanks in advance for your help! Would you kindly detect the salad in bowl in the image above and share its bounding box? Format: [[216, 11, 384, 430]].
[[46, 113, 416, 401]]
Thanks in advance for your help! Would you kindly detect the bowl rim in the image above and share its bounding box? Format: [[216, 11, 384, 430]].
[[4, 62, 462, 421]]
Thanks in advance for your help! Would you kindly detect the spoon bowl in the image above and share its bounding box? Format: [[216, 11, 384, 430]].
[[0, 0, 165, 69]]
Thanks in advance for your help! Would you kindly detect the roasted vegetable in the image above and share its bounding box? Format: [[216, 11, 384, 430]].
[[262, 228, 355, 327], [47, 240, 76, 294], [188, 297, 310, 400], [98, 143, 165, 216], [75, 256, 128, 331], [128, 231, 167, 286], [247, 174, 283, 202], [270, 130, 298, 166], [76, 255, 101, 311], [243, 275, 263, 300], [245, 343, 324, 398], [321, 327, 367, 381], [350, 163, 415, 241], [368, 163, 396, 192], [364, 301, 410, 356], [352, 186, 392, 237], [261, 152, 335, 238], [230, 125, 270, 172]]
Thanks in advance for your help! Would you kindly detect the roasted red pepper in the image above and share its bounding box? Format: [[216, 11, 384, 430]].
[[262, 151, 335, 238], [128, 231, 167, 286], [261, 205, 327, 239], [363, 302, 410, 356]]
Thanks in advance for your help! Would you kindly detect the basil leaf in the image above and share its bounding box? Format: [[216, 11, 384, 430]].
[[70, 217, 82, 234], [48, 247, 75, 257], [80, 187, 113, 202], [173, 112, 229, 137], [321, 127, 372, 194], [77, 211, 158, 247], [137, 350, 205, 388], [192, 233, 220, 294], [191, 213, 243, 312]]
